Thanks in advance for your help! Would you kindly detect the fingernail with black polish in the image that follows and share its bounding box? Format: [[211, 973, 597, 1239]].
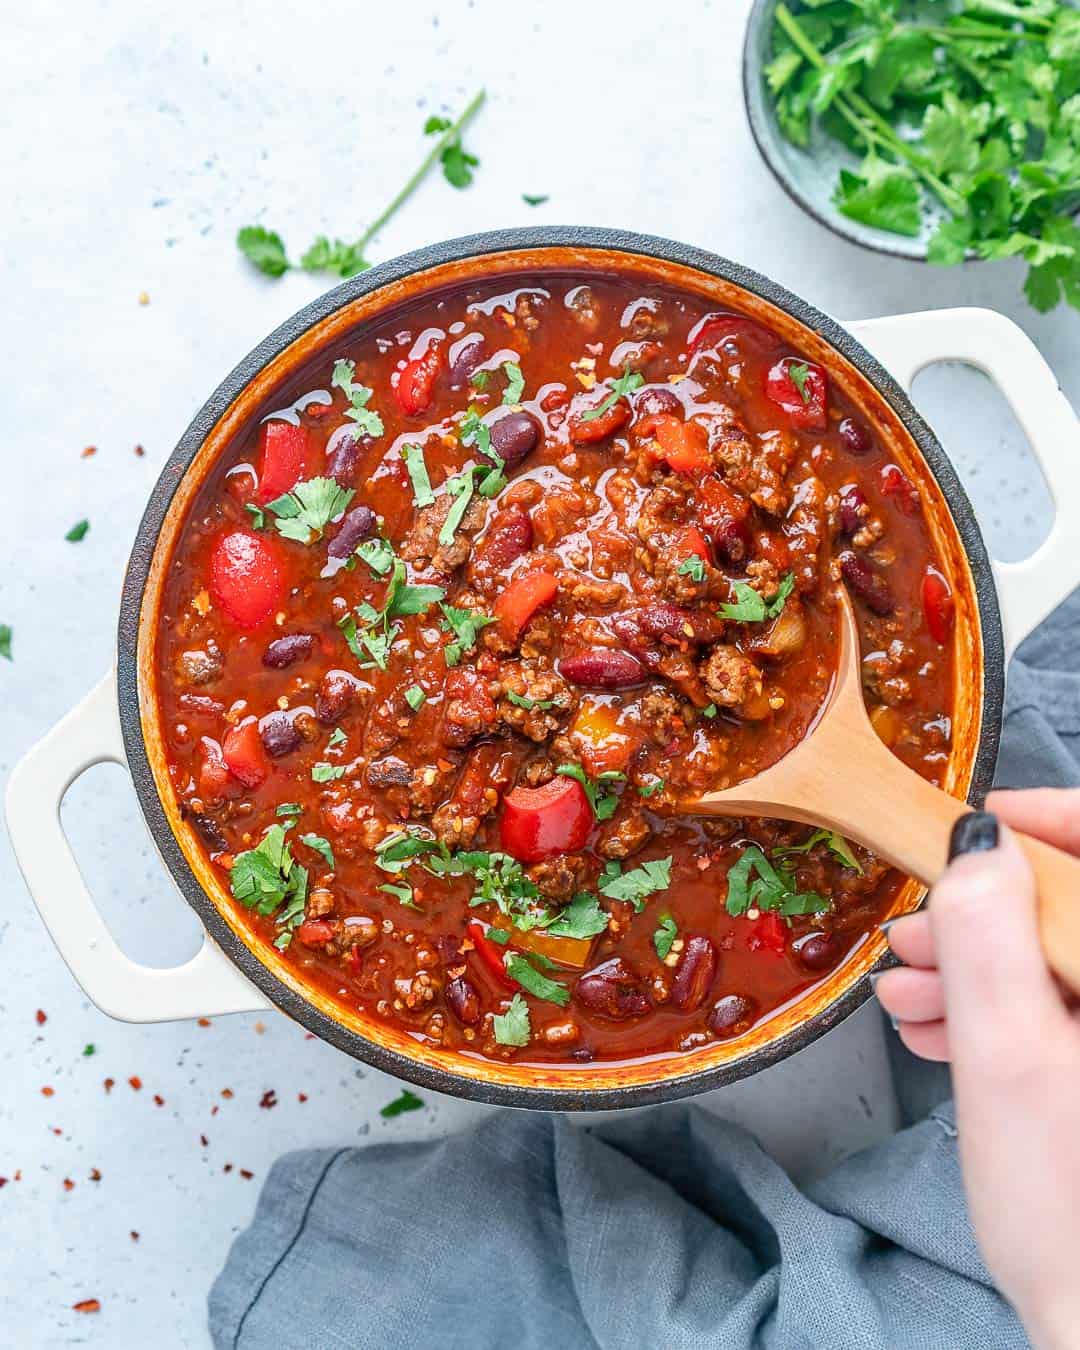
[[949, 811, 999, 862]]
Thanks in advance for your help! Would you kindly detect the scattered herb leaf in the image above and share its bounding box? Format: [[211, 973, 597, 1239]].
[[402, 444, 435, 507], [724, 845, 828, 918], [502, 362, 525, 405], [380, 1088, 423, 1118], [504, 953, 571, 1006], [440, 603, 494, 666], [65, 520, 90, 543], [677, 555, 707, 582], [266, 477, 354, 545], [556, 763, 625, 821], [522, 194, 549, 206], [299, 833, 335, 870], [506, 690, 555, 711], [653, 914, 678, 960], [580, 366, 644, 422], [719, 572, 795, 623], [493, 993, 531, 1046], [405, 686, 426, 711], [311, 763, 346, 783], [599, 856, 673, 911]]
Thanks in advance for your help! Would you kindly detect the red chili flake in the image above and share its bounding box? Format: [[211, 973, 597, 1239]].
[[128, 1076, 143, 1091], [304, 1033, 316, 1041], [35, 1009, 47, 1026], [240, 1169, 254, 1180], [258, 1090, 277, 1111], [130, 1231, 140, 1242], [253, 1021, 266, 1035], [200, 1134, 209, 1148], [73, 1299, 101, 1314], [134, 444, 145, 457], [197, 1017, 211, 1027], [80, 446, 97, 460], [89, 1168, 102, 1182], [0, 1177, 8, 1188], [153, 1094, 165, 1107], [52, 1128, 63, 1137], [104, 1078, 115, 1093], [14, 1171, 21, 1182], [63, 1178, 75, 1192], [298, 1093, 308, 1103], [41, 1086, 55, 1098], [210, 1105, 219, 1117], [221, 1088, 234, 1099], [223, 1163, 234, 1174]]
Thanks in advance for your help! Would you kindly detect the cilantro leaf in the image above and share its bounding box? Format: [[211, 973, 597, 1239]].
[[299, 237, 370, 278], [504, 953, 570, 1006], [677, 555, 707, 582], [380, 1089, 423, 1118], [375, 830, 442, 874], [0, 626, 11, 662], [378, 880, 422, 910], [311, 763, 346, 783], [276, 803, 303, 818], [358, 536, 394, 576], [522, 193, 549, 206], [719, 572, 795, 623], [245, 503, 265, 530], [405, 685, 426, 711], [773, 829, 862, 873], [787, 362, 812, 405], [653, 914, 678, 960], [724, 845, 828, 919], [438, 468, 478, 546], [267, 477, 354, 544], [599, 856, 672, 911], [556, 763, 625, 821], [637, 777, 665, 799], [65, 519, 90, 542], [332, 359, 385, 439], [237, 226, 291, 277], [833, 159, 923, 238], [299, 833, 335, 870], [440, 603, 494, 666], [506, 690, 556, 711], [544, 892, 610, 940], [580, 366, 644, 422], [493, 993, 531, 1046], [502, 362, 525, 405], [440, 141, 479, 188], [402, 444, 434, 506], [424, 115, 452, 135], [229, 824, 309, 945]]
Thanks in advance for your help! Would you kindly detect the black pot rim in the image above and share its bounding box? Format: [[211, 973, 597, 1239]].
[[116, 225, 1003, 1112]]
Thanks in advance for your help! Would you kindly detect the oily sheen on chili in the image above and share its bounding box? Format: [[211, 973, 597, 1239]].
[[156, 271, 955, 1065]]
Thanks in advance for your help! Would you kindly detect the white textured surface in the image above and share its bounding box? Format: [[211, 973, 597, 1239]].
[[1, 1, 1072, 1345]]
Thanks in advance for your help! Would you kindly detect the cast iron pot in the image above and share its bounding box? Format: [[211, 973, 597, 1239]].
[[9, 228, 1080, 1111]]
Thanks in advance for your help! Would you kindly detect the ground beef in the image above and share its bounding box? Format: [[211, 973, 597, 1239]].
[[701, 645, 763, 711], [707, 419, 794, 516], [598, 812, 651, 860], [442, 669, 498, 748], [493, 662, 575, 742], [399, 495, 488, 574], [657, 651, 711, 708], [636, 688, 687, 743], [786, 476, 827, 593], [176, 641, 223, 687], [527, 853, 590, 901]]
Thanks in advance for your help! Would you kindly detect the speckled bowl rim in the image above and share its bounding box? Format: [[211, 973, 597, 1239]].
[[117, 226, 1003, 1111]]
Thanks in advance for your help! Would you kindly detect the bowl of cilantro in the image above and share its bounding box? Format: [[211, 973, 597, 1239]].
[[744, 0, 1080, 314]]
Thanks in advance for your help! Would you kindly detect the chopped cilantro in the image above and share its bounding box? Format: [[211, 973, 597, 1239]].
[[504, 953, 570, 1006], [299, 833, 335, 870], [702, 704, 718, 719], [357, 536, 395, 576], [522, 194, 549, 206], [719, 572, 795, 623], [380, 1088, 423, 1118], [677, 555, 707, 582], [339, 560, 444, 671], [556, 763, 625, 821], [82, 1043, 96, 1057], [266, 476, 354, 544], [378, 880, 422, 910], [502, 361, 525, 405], [506, 690, 556, 711], [65, 519, 90, 542], [579, 366, 644, 422], [724, 845, 828, 918], [438, 468, 477, 546], [637, 777, 665, 799], [787, 361, 812, 405], [653, 914, 678, 960], [276, 803, 303, 818], [331, 359, 385, 439], [599, 857, 672, 912], [470, 369, 490, 390], [402, 443, 434, 507], [311, 763, 345, 783], [237, 92, 485, 278], [440, 603, 494, 666], [774, 829, 862, 873], [493, 993, 531, 1047], [244, 503, 265, 530], [485, 926, 511, 945], [0, 625, 12, 661], [229, 824, 309, 947], [544, 891, 610, 940], [404, 685, 426, 712], [326, 728, 347, 749]]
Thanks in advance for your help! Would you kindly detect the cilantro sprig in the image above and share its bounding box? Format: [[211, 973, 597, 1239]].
[[719, 572, 795, 623], [677, 555, 707, 582], [339, 559, 445, 671], [599, 857, 673, 912], [724, 845, 828, 919], [774, 828, 863, 873], [266, 476, 354, 544], [439, 603, 494, 666], [238, 91, 486, 278], [230, 825, 309, 949], [332, 359, 384, 439], [556, 764, 626, 821], [768, 1, 1080, 312], [580, 366, 644, 422], [493, 993, 531, 1046]]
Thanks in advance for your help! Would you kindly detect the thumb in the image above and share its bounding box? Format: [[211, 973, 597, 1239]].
[[930, 812, 1066, 1063]]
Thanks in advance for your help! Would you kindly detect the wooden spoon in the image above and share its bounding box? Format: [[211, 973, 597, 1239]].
[[687, 587, 1080, 989]]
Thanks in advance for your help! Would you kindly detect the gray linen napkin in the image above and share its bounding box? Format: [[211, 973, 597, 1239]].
[[210, 591, 1080, 1350]]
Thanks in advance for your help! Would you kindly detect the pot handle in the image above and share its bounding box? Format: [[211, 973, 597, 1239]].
[[848, 308, 1080, 660], [5, 672, 270, 1021]]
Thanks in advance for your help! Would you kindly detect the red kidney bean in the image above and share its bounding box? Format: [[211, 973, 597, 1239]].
[[327, 505, 376, 561], [316, 669, 361, 725], [637, 603, 724, 645], [445, 976, 482, 1025], [838, 417, 873, 455], [490, 411, 541, 466], [558, 649, 645, 689], [671, 936, 718, 1011], [712, 517, 751, 566], [263, 633, 315, 669], [474, 508, 534, 570], [794, 932, 843, 972], [325, 427, 362, 484], [447, 333, 487, 388], [575, 958, 651, 1019], [838, 485, 868, 538], [839, 550, 894, 615], [708, 993, 757, 1038], [259, 710, 302, 758], [180, 803, 228, 854], [632, 385, 682, 420]]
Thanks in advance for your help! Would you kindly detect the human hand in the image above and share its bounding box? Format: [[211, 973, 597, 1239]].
[[874, 789, 1080, 1350]]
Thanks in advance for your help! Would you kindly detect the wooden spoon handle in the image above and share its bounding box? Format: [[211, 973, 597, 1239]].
[[832, 748, 1080, 991]]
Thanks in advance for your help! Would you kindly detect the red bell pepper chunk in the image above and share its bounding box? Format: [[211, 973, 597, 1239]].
[[499, 776, 594, 864], [467, 919, 517, 990], [764, 358, 827, 431], [210, 530, 286, 629], [671, 524, 712, 568], [393, 342, 444, 416], [222, 719, 270, 788], [922, 567, 955, 645], [197, 737, 235, 805], [688, 312, 776, 355], [495, 570, 559, 641], [745, 911, 788, 956], [648, 415, 712, 474], [295, 920, 336, 948], [256, 420, 311, 504]]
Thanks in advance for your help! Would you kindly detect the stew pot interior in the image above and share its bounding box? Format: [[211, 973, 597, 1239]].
[[118, 228, 1002, 1109]]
